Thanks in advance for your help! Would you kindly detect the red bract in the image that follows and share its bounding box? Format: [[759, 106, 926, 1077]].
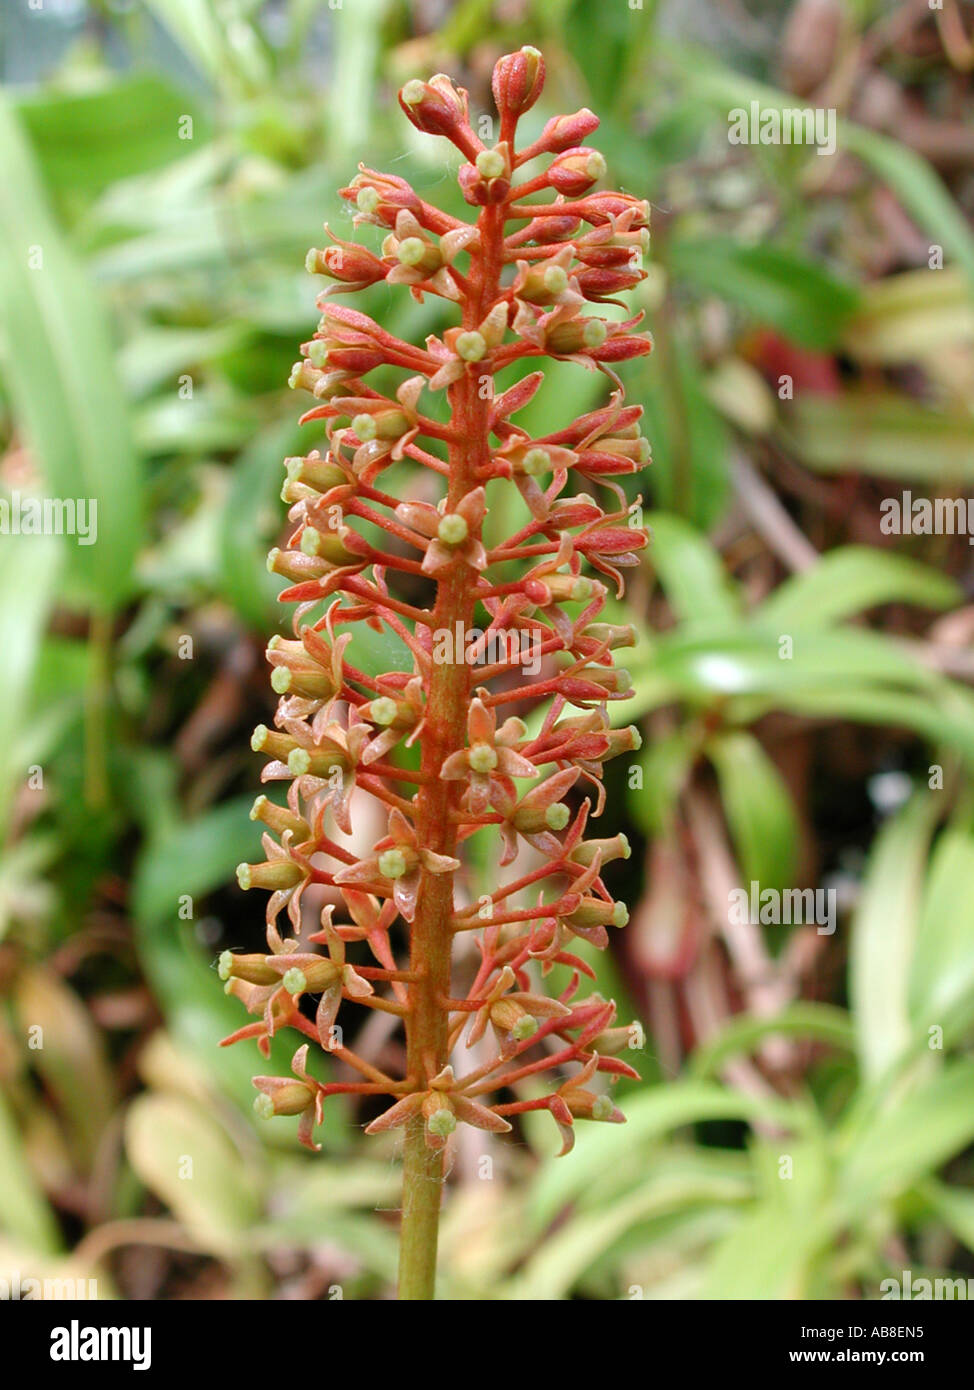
[[222, 46, 651, 1301]]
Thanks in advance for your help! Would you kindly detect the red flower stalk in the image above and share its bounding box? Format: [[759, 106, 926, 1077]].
[[221, 47, 652, 1300]]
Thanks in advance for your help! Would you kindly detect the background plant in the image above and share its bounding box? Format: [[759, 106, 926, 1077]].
[[1, 0, 974, 1301]]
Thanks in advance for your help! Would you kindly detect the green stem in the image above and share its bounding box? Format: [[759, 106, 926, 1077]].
[[396, 206, 504, 1301]]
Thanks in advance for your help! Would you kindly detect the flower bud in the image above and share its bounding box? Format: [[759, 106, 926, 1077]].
[[351, 408, 410, 442], [299, 527, 358, 567], [564, 897, 629, 930], [580, 622, 638, 650], [270, 661, 338, 700], [490, 997, 530, 1033], [581, 193, 650, 227], [253, 1080, 315, 1118], [251, 724, 298, 760], [604, 724, 642, 754], [518, 262, 570, 306], [575, 266, 644, 299], [591, 1020, 645, 1055], [491, 46, 545, 119], [305, 242, 386, 288], [219, 951, 280, 985], [284, 957, 341, 994], [423, 1095, 457, 1137], [236, 858, 306, 892], [545, 317, 607, 355], [287, 745, 349, 777], [399, 75, 471, 146], [569, 834, 631, 868], [363, 695, 417, 731], [543, 573, 594, 603], [547, 148, 607, 196], [284, 454, 347, 495], [249, 794, 311, 842], [475, 147, 509, 181], [266, 547, 333, 582], [366, 696, 399, 726], [526, 212, 582, 244], [518, 447, 552, 477], [342, 169, 422, 226], [513, 801, 570, 835], [536, 108, 600, 153]]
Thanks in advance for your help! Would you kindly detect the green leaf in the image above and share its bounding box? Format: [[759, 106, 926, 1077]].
[[786, 393, 974, 481], [841, 124, 974, 292], [0, 1091, 62, 1254], [637, 338, 730, 529], [218, 418, 292, 627], [646, 511, 742, 626], [631, 626, 939, 705], [849, 795, 939, 1080], [529, 1081, 807, 1230], [125, 1093, 261, 1253], [629, 727, 698, 836], [0, 100, 142, 610], [759, 547, 961, 629], [511, 1169, 751, 1301], [16, 75, 209, 194], [920, 1180, 974, 1255], [142, 0, 271, 94], [14, 967, 117, 1170], [689, 1003, 855, 1080], [668, 237, 859, 350], [843, 269, 974, 366], [0, 532, 61, 833], [768, 685, 974, 765], [909, 824, 974, 1035], [839, 1060, 974, 1211], [706, 731, 799, 890], [701, 1203, 835, 1300]]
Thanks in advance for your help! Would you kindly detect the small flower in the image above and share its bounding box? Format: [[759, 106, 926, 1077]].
[[365, 1065, 512, 1151], [467, 966, 572, 1054], [358, 676, 425, 765], [546, 1054, 626, 1155], [492, 766, 580, 865], [262, 910, 374, 1048], [395, 487, 487, 577], [440, 693, 537, 815], [253, 1045, 325, 1151], [333, 808, 459, 922]]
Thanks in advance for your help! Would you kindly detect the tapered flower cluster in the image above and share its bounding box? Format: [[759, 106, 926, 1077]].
[[221, 47, 651, 1165]]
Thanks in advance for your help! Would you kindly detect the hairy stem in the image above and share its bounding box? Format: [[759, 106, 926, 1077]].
[[397, 206, 503, 1301]]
